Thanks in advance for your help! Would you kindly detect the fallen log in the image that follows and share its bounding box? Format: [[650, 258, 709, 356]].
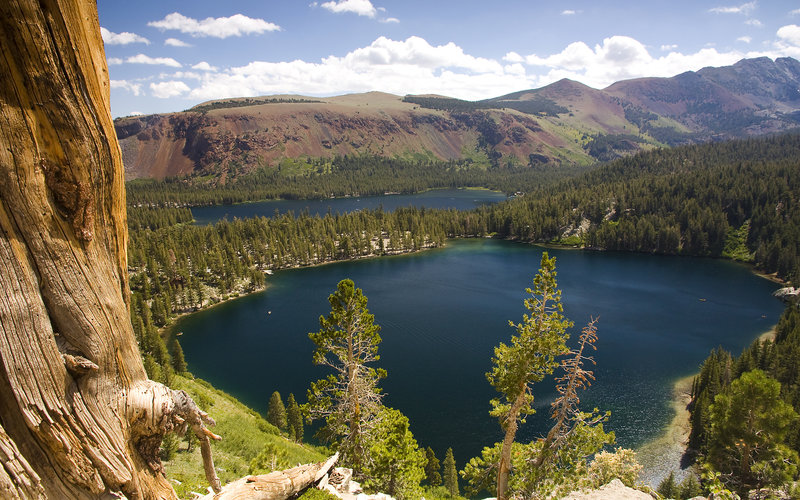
[[201, 453, 339, 500]]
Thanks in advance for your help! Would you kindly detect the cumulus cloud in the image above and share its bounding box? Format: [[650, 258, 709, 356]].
[[192, 61, 218, 71], [186, 36, 532, 101], [737, 36, 752, 43], [561, 10, 579, 15], [503, 51, 525, 63], [101, 27, 150, 45], [661, 44, 678, 51], [380, 17, 400, 23], [110, 80, 143, 95], [126, 54, 182, 67], [148, 12, 280, 38], [320, 0, 378, 17], [520, 35, 750, 88], [150, 81, 191, 98], [107, 57, 123, 65], [165, 38, 191, 47], [777, 24, 800, 47], [154, 30, 800, 105], [709, 1, 756, 14]]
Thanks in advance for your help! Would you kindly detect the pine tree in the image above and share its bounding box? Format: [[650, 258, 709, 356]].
[[170, 338, 187, 373], [485, 253, 571, 500], [657, 471, 677, 499], [306, 279, 385, 470], [424, 447, 442, 487], [707, 369, 798, 493], [443, 447, 459, 497], [267, 391, 287, 431], [286, 393, 303, 443], [361, 407, 426, 499]]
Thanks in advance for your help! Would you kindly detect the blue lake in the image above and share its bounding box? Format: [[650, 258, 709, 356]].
[[177, 239, 783, 471], [190, 188, 507, 225]]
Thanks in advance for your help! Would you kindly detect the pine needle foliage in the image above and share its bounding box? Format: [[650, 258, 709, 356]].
[[305, 279, 386, 470]]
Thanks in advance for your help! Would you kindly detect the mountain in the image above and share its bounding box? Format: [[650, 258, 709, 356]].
[[115, 57, 800, 180]]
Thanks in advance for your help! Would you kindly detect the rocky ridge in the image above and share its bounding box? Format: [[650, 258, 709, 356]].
[[115, 57, 800, 180]]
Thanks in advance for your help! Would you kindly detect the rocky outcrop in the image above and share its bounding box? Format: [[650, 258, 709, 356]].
[[773, 287, 799, 303], [563, 479, 654, 500]]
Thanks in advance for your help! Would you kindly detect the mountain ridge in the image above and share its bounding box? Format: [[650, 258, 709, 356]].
[[116, 56, 800, 180]]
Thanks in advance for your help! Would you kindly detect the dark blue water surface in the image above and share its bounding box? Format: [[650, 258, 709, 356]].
[[190, 188, 507, 225], [177, 239, 783, 466]]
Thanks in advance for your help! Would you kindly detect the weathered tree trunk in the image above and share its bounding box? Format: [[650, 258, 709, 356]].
[[0, 1, 216, 498], [201, 454, 339, 500]]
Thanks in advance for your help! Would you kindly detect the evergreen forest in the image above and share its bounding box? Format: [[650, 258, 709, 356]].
[[127, 132, 800, 498]]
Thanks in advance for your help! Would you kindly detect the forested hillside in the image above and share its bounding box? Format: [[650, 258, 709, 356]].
[[685, 305, 800, 496], [130, 133, 799, 395], [124, 132, 800, 498]]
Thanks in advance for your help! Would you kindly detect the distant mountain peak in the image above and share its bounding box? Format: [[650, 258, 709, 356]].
[[116, 57, 800, 180]]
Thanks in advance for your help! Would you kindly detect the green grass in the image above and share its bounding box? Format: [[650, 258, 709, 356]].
[[164, 375, 326, 499], [722, 220, 754, 262]]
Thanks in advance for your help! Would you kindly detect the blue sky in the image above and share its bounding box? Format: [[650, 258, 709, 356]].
[[98, 1, 800, 117]]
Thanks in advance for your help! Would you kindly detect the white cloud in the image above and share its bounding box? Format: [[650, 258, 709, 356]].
[[107, 57, 123, 65], [148, 12, 280, 38], [334, 36, 504, 74], [110, 80, 143, 95], [165, 38, 191, 47], [187, 36, 533, 101], [150, 81, 191, 98], [791, 9, 800, 15], [521, 36, 751, 89], [126, 54, 182, 67], [746, 19, 763, 27], [561, 10, 580, 15], [777, 25, 800, 47], [380, 17, 400, 24], [660, 44, 678, 51], [101, 27, 150, 45], [170, 31, 800, 104], [129, 111, 144, 116], [737, 36, 752, 43], [320, 0, 378, 17], [503, 51, 525, 63], [192, 61, 218, 71], [709, 1, 757, 14]]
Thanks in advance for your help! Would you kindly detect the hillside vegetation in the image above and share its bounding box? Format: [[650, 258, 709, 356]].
[[128, 133, 800, 497], [115, 57, 800, 181]]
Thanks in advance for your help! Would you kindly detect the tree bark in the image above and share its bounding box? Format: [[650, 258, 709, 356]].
[[0, 1, 214, 498], [200, 453, 339, 500]]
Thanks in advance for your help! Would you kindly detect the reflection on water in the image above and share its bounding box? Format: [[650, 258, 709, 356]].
[[178, 239, 782, 468]]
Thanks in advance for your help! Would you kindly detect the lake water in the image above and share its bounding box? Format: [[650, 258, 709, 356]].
[[177, 239, 783, 470], [190, 188, 507, 225]]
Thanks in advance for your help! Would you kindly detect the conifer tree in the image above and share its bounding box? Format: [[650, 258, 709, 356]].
[[486, 252, 571, 500], [306, 279, 386, 470], [443, 447, 459, 496], [361, 407, 426, 499], [286, 393, 304, 443], [267, 391, 287, 431], [657, 471, 677, 499], [425, 447, 442, 487], [170, 338, 187, 373], [707, 369, 798, 493]]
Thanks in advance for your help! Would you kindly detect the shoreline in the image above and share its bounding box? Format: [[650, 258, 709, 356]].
[[635, 324, 778, 488]]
